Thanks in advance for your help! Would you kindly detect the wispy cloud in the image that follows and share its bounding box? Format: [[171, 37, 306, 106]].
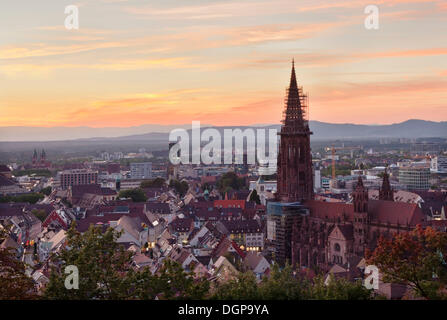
[[2, 0, 447, 126], [124, 0, 445, 20], [0, 42, 128, 60]]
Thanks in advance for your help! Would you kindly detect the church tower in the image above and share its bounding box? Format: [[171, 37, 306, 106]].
[[379, 168, 394, 201], [352, 176, 369, 255], [40, 149, 46, 164], [277, 60, 314, 202], [32, 149, 38, 166]]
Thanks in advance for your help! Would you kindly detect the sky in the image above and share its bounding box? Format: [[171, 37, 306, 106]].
[[0, 0, 446, 128]]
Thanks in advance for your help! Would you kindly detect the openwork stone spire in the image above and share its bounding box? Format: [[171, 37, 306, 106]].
[[282, 59, 309, 132], [277, 60, 314, 202]]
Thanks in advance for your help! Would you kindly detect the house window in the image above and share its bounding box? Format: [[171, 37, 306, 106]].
[[334, 243, 341, 252]]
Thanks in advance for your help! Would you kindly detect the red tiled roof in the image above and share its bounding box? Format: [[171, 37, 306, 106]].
[[190, 201, 214, 209], [211, 236, 246, 260], [170, 217, 194, 232], [368, 200, 424, 226], [221, 219, 261, 234], [0, 203, 24, 217], [78, 204, 149, 232], [304, 199, 424, 226], [201, 176, 217, 184], [231, 240, 246, 258], [214, 199, 246, 209], [333, 224, 354, 240], [304, 200, 354, 221], [71, 184, 116, 197]]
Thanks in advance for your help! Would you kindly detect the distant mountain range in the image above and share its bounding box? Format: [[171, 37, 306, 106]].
[[0, 120, 446, 142], [0, 124, 198, 142]]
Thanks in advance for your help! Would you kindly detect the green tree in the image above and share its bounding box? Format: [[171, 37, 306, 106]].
[[31, 209, 48, 222], [40, 186, 52, 196], [140, 178, 165, 189], [129, 259, 210, 300], [211, 262, 373, 300], [321, 165, 352, 177], [13, 169, 52, 177], [118, 188, 147, 202], [258, 263, 309, 300], [0, 193, 44, 204], [202, 182, 213, 192], [211, 271, 260, 300], [169, 179, 189, 197], [249, 189, 261, 205], [44, 224, 135, 300], [216, 172, 245, 195], [310, 275, 373, 300], [44, 223, 210, 300]]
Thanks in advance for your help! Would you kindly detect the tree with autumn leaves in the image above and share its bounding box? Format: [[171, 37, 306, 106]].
[[367, 225, 447, 299]]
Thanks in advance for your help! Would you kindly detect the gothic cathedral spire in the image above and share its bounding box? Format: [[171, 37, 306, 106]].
[[277, 60, 314, 202]]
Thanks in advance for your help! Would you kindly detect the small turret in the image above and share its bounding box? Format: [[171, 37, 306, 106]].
[[379, 168, 394, 201]]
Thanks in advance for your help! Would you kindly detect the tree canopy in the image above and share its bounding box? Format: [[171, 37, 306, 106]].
[[211, 263, 373, 300], [31, 209, 48, 222], [44, 224, 135, 299], [169, 179, 189, 197], [0, 192, 44, 204], [44, 224, 209, 300], [249, 189, 261, 205], [140, 178, 166, 189], [118, 188, 147, 202], [40, 186, 52, 196], [216, 172, 246, 195], [367, 225, 447, 299]]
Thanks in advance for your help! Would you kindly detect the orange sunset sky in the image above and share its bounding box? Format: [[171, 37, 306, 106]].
[[1, 0, 446, 128]]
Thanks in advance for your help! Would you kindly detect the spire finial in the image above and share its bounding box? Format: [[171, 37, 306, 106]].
[[289, 58, 297, 89]]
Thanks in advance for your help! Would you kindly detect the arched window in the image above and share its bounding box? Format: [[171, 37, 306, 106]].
[[334, 243, 341, 252]]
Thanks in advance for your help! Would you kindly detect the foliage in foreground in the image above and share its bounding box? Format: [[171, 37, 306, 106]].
[[211, 264, 373, 300], [43, 224, 374, 300], [44, 224, 209, 300], [0, 229, 37, 300], [367, 225, 447, 300]]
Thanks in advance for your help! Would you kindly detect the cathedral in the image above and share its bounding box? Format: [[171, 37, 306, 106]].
[[31, 149, 51, 169], [272, 62, 425, 271]]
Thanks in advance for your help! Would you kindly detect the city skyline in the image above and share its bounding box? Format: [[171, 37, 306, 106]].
[[1, 0, 447, 128]]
